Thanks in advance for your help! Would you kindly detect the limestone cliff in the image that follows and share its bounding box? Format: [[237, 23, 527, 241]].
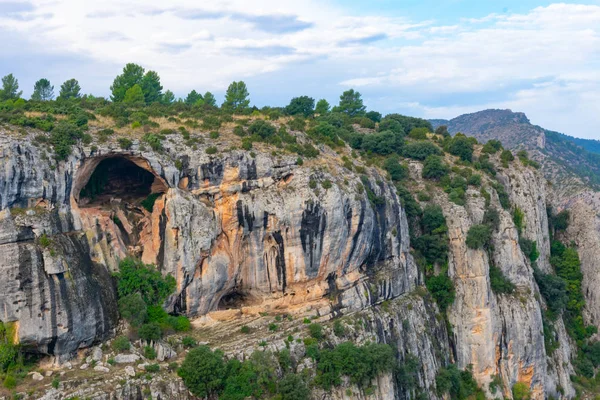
[[0, 123, 593, 399]]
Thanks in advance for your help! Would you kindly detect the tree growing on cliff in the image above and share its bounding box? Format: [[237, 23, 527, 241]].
[[447, 133, 474, 162], [58, 79, 81, 100], [110, 63, 145, 102], [0, 74, 22, 101], [333, 89, 365, 117], [203, 91, 217, 107], [178, 346, 227, 398], [123, 84, 145, 105], [315, 99, 330, 115], [185, 90, 203, 105], [161, 90, 175, 104], [285, 96, 315, 117], [31, 78, 54, 101], [140, 70, 163, 104], [422, 155, 449, 180], [222, 81, 250, 113]]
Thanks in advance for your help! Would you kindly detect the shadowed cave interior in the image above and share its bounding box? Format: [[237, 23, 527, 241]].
[[79, 157, 163, 207]]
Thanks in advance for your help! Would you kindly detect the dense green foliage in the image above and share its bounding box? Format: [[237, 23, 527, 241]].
[[58, 79, 81, 100], [0, 74, 22, 100], [118, 293, 147, 327], [223, 81, 250, 113], [114, 258, 175, 306], [31, 78, 54, 101], [550, 241, 594, 341], [447, 134, 474, 162], [482, 139, 502, 154], [113, 258, 190, 338], [315, 342, 396, 390], [403, 141, 441, 160], [489, 265, 515, 294], [466, 224, 491, 249], [426, 274, 455, 312], [435, 364, 483, 399], [285, 96, 315, 117], [178, 346, 227, 398], [315, 99, 330, 115], [332, 89, 365, 117], [512, 382, 532, 400], [413, 205, 448, 266], [533, 267, 568, 319], [422, 155, 449, 180]]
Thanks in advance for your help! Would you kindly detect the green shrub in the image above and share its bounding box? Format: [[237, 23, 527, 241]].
[[384, 156, 408, 181], [500, 150, 514, 166], [519, 238, 539, 262], [51, 377, 60, 389], [435, 364, 482, 399], [513, 207, 524, 233], [308, 323, 323, 340], [277, 373, 310, 400], [240, 325, 251, 334], [321, 179, 332, 189], [315, 342, 395, 390], [489, 265, 515, 294], [39, 233, 52, 248], [467, 174, 481, 186], [395, 354, 420, 393], [333, 320, 346, 337], [491, 182, 510, 209], [139, 323, 162, 342], [143, 133, 163, 152], [3, 374, 16, 389], [206, 146, 218, 155], [550, 243, 591, 340], [141, 192, 161, 212], [466, 224, 492, 249], [288, 117, 306, 131], [268, 323, 278, 332], [47, 120, 84, 161], [144, 345, 158, 360], [482, 139, 502, 154], [403, 141, 441, 160], [249, 120, 276, 139], [118, 137, 133, 150], [447, 134, 474, 162], [482, 208, 500, 231], [422, 155, 449, 180], [145, 364, 160, 373], [112, 336, 131, 352], [549, 209, 570, 232], [172, 316, 191, 332], [408, 127, 429, 140], [114, 257, 176, 306], [426, 274, 455, 312], [209, 131, 219, 139], [178, 346, 227, 398], [118, 293, 147, 327], [182, 336, 198, 348], [512, 382, 531, 400]]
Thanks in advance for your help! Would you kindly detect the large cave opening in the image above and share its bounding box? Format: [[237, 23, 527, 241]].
[[79, 157, 165, 207], [217, 290, 261, 310]]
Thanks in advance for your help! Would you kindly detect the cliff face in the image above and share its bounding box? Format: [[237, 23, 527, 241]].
[[0, 131, 416, 360], [0, 124, 593, 399]]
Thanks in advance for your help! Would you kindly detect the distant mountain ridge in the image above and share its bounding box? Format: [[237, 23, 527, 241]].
[[430, 109, 600, 189]]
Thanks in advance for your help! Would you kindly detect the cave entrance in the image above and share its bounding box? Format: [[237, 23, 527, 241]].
[[218, 290, 261, 310], [79, 157, 166, 208]]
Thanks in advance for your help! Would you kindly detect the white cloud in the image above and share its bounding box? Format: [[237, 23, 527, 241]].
[[0, 1, 599, 138]]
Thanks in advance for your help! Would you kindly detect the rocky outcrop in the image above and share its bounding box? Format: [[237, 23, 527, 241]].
[[0, 131, 417, 360]]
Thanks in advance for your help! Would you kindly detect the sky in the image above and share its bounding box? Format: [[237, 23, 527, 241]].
[[1, 1, 600, 139]]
